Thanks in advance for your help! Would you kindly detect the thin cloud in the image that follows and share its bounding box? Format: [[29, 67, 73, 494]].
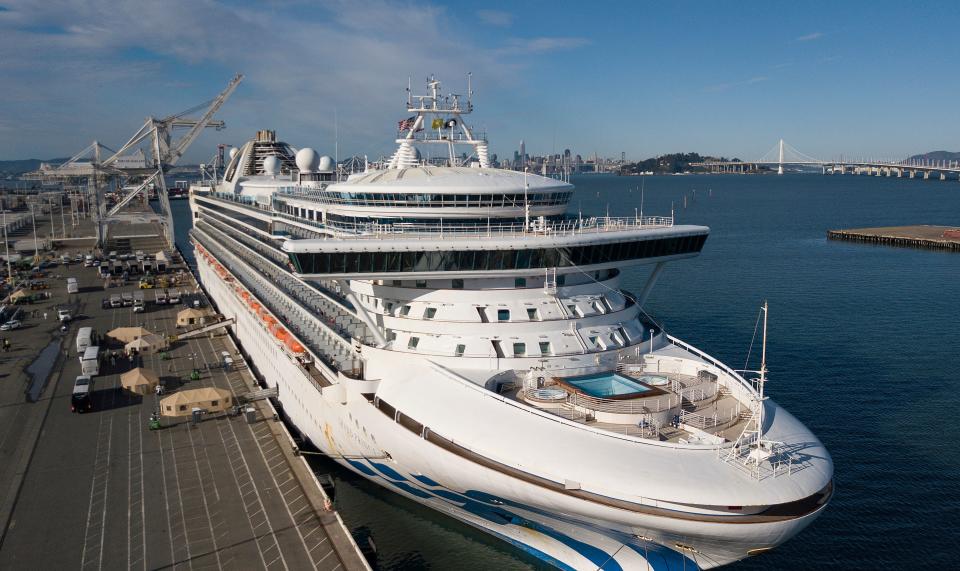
[[500, 36, 590, 54], [477, 9, 512, 27], [0, 0, 544, 159], [703, 76, 768, 93], [796, 31, 824, 42]]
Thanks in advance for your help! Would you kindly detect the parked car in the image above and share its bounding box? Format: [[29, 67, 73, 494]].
[[1, 319, 22, 331]]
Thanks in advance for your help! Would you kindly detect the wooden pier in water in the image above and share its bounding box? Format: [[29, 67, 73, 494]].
[[827, 225, 960, 252]]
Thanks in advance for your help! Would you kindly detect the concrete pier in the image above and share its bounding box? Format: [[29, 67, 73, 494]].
[[827, 225, 960, 252], [0, 207, 368, 569]]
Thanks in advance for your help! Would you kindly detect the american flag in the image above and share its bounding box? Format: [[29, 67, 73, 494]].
[[397, 116, 416, 131]]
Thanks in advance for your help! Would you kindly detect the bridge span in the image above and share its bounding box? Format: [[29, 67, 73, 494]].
[[691, 139, 960, 180]]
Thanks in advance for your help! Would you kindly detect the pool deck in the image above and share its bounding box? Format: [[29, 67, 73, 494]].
[[0, 239, 369, 569]]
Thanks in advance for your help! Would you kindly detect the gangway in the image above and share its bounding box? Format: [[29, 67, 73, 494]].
[[171, 317, 234, 341], [238, 386, 279, 403]]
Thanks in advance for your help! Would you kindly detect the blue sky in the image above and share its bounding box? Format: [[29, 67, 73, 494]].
[[1, 0, 959, 163]]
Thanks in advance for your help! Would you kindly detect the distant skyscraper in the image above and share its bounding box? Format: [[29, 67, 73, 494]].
[[519, 140, 525, 168]]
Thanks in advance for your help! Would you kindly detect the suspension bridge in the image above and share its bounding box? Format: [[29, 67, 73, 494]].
[[691, 139, 960, 180]]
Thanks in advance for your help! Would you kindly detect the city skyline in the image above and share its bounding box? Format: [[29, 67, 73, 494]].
[[2, 0, 959, 163]]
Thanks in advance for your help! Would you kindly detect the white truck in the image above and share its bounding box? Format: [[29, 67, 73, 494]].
[[80, 345, 100, 376], [76, 326, 93, 354], [66, 277, 79, 294], [133, 292, 145, 313]]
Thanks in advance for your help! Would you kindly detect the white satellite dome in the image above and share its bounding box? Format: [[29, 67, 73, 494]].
[[262, 155, 281, 175], [317, 155, 335, 173], [295, 148, 321, 173], [228, 147, 238, 160]]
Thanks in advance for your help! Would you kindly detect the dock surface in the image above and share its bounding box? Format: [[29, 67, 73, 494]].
[[0, 253, 367, 569], [827, 224, 960, 251]]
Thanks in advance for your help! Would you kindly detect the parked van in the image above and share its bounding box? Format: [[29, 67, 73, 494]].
[[166, 288, 181, 304], [84, 254, 94, 267], [155, 289, 168, 305], [109, 294, 122, 308], [133, 292, 145, 313], [121, 292, 134, 307], [66, 277, 79, 294], [80, 346, 100, 376], [76, 326, 93, 354], [71, 376, 94, 413]]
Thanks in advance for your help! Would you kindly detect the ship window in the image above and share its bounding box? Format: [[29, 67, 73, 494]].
[[513, 343, 526, 357], [526, 308, 538, 320], [452, 279, 464, 289], [424, 307, 437, 319], [588, 336, 598, 346], [455, 344, 466, 357], [416, 280, 427, 288], [385, 302, 394, 313], [408, 337, 420, 349], [514, 277, 526, 288], [401, 305, 411, 316], [539, 341, 552, 355], [497, 309, 510, 321]]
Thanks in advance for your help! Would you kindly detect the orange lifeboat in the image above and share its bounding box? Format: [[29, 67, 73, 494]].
[[274, 328, 290, 342], [240, 291, 251, 301], [250, 302, 262, 312], [262, 315, 277, 327], [285, 338, 305, 354]]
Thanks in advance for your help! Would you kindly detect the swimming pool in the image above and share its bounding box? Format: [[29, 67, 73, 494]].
[[561, 372, 652, 398]]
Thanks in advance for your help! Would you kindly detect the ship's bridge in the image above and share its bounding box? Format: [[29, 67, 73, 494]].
[[273, 166, 573, 228], [283, 218, 708, 279]]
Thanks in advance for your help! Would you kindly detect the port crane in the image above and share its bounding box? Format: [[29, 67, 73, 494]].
[[27, 74, 243, 249]]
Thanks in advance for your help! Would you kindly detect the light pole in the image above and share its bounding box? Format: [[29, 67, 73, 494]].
[[2, 208, 13, 283], [30, 202, 39, 262]]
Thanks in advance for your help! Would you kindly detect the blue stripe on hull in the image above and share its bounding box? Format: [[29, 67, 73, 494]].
[[342, 458, 698, 570]]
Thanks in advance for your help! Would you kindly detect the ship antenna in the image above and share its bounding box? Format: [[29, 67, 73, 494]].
[[524, 167, 530, 230], [640, 176, 645, 222], [757, 300, 769, 448]]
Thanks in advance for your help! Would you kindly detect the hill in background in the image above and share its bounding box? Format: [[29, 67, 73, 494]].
[[908, 151, 960, 163]]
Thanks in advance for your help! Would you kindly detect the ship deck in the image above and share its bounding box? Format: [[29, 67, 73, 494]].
[[504, 367, 753, 445]]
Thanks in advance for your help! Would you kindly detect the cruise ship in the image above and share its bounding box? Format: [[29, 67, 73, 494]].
[[189, 77, 832, 570]]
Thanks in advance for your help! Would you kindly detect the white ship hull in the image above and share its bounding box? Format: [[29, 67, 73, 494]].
[[194, 252, 828, 570]]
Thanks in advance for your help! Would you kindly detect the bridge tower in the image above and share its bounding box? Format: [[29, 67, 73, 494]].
[[777, 138, 785, 175]]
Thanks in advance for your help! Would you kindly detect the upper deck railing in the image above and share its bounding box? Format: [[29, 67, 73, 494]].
[[324, 216, 675, 240], [195, 189, 676, 241]]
